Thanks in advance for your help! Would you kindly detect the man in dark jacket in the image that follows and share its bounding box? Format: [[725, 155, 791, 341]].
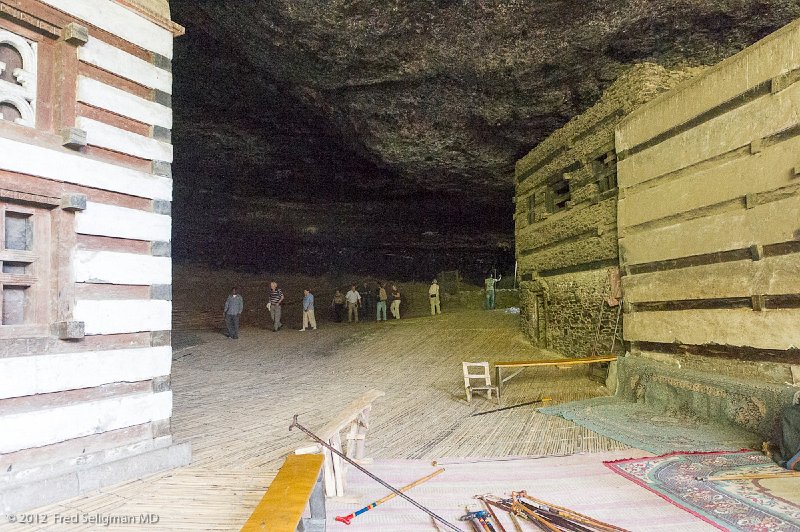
[[224, 287, 243, 339]]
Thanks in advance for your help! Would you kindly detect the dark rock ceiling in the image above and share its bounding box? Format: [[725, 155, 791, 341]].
[[170, 0, 800, 280]]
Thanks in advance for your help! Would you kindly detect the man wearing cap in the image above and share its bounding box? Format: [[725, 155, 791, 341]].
[[300, 288, 317, 331], [429, 279, 441, 315]]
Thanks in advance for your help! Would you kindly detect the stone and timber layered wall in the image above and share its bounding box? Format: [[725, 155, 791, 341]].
[[0, 0, 187, 513], [514, 64, 698, 357], [615, 18, 800, 436]]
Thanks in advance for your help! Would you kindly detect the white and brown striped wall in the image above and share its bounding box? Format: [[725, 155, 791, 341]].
[[0, 0, 188, 513]]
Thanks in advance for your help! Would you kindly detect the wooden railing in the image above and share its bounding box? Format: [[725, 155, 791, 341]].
[[296, 389, 385, 497]]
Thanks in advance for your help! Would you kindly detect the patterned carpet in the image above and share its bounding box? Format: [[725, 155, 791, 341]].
[[539, 396, 762, 454], [605, 450, 800, 532]]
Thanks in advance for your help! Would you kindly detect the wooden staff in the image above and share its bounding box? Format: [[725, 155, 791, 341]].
[[477, 495, 508, 532], [334, 468, 445, 525], [517, 491, 630, 532], [699, 470, 800, 482]]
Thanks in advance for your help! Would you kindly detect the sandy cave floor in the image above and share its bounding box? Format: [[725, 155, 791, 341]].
[[8, 310, 630, 531]]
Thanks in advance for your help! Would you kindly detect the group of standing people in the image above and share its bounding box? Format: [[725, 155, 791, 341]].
[[332, 281, 403, 323], [222, 270, 503, 338], [223, 280, 317, 339]]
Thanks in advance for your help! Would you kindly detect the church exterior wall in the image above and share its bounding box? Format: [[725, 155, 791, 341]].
[[516, 19, 800, 439], [0, 0, 187, 513], [514, 63, 697, 357], [614, 18, 800, 435]]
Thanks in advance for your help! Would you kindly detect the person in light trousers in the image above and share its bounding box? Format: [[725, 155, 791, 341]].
[[301, 289, 317, 331]]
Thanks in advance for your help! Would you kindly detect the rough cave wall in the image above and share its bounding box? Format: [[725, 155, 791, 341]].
[[169, 0, 800, 280], [615, 19, 800, 436], [515, 64, 697, 356]]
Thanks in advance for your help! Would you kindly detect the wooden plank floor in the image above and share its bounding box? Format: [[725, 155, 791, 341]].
[[7, 310, 625, 531]]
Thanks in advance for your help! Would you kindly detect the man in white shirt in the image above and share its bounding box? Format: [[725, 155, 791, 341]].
[[345, 284, 361, 323]]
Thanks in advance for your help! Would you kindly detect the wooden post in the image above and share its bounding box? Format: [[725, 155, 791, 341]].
[[354, 407, 371, 460], [299, 469, 326, 532], [330, 432, 345, 497]]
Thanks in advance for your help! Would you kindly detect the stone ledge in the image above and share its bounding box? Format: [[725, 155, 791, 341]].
[[617, 355, 797, 439], [0, 441, 191, 514]]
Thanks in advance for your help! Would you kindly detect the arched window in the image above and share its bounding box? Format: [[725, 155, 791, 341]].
[[0, 30, 37, 128]]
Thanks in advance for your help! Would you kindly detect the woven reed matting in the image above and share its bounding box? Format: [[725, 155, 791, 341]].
[[8, 310, 624, 531]]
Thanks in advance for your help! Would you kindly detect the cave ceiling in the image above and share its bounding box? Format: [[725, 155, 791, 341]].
[[169, 0, 800, 277]]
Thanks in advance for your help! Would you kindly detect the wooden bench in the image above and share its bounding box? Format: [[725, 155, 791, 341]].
[[241, 454, 325, 532], [495, 355, 618, 401], [296, 389, 384, 497]]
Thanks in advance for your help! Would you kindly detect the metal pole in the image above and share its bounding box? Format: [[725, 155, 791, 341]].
[[290, 415, 461, 531]]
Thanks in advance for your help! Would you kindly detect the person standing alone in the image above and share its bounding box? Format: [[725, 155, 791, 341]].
[[268, 281, 284, 331], [224, 287, 243, 339], [484, 270, 501, 310], [429, 279, 441, 315], [300, 289, 317, 331]]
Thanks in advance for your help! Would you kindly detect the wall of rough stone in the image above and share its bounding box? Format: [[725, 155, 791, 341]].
[[544, 270, 624, 357], [514, 63, 699, 356]]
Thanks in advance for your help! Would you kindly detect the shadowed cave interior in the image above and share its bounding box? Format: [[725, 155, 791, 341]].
[[169, 0, 797, 281]]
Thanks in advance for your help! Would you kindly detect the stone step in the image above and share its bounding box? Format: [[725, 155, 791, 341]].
[[616, 355, 799, 439], [1, 439, 191, 514]]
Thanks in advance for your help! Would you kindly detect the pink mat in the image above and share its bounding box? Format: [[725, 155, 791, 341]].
[[326, 450, 719, 531]]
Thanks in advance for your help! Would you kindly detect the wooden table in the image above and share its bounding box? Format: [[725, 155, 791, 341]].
[[495, 355, 618, 401]]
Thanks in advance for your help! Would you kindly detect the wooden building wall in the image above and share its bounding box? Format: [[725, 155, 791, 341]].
[[612, 19, 800, 438], [0, 0, 188, 513]]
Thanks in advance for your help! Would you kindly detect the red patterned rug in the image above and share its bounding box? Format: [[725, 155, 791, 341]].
[[604, 450, 800, 532]]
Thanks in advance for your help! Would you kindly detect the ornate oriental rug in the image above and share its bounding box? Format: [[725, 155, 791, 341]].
[[604, 450, 800, 531]]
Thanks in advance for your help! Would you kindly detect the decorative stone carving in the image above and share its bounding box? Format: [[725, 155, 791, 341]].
[[0, 30, 37, 128]]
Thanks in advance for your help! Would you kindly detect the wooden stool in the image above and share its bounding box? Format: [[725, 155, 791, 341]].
[[462, 362, 498, 403]]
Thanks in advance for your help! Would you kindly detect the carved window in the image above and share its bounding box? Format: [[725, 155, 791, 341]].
[[593, 151, 618, 194], [1, 203, 51, 328], [527, 193, 536, 224], [546, 175, 571, 213], [0, 30, 37, 128]]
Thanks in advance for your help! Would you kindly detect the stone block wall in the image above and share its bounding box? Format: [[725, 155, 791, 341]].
[[514, 63, 698, 356], [613, 18, 800, 437], [616, 19, 800, 374], [540, 269, 623, 357]]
